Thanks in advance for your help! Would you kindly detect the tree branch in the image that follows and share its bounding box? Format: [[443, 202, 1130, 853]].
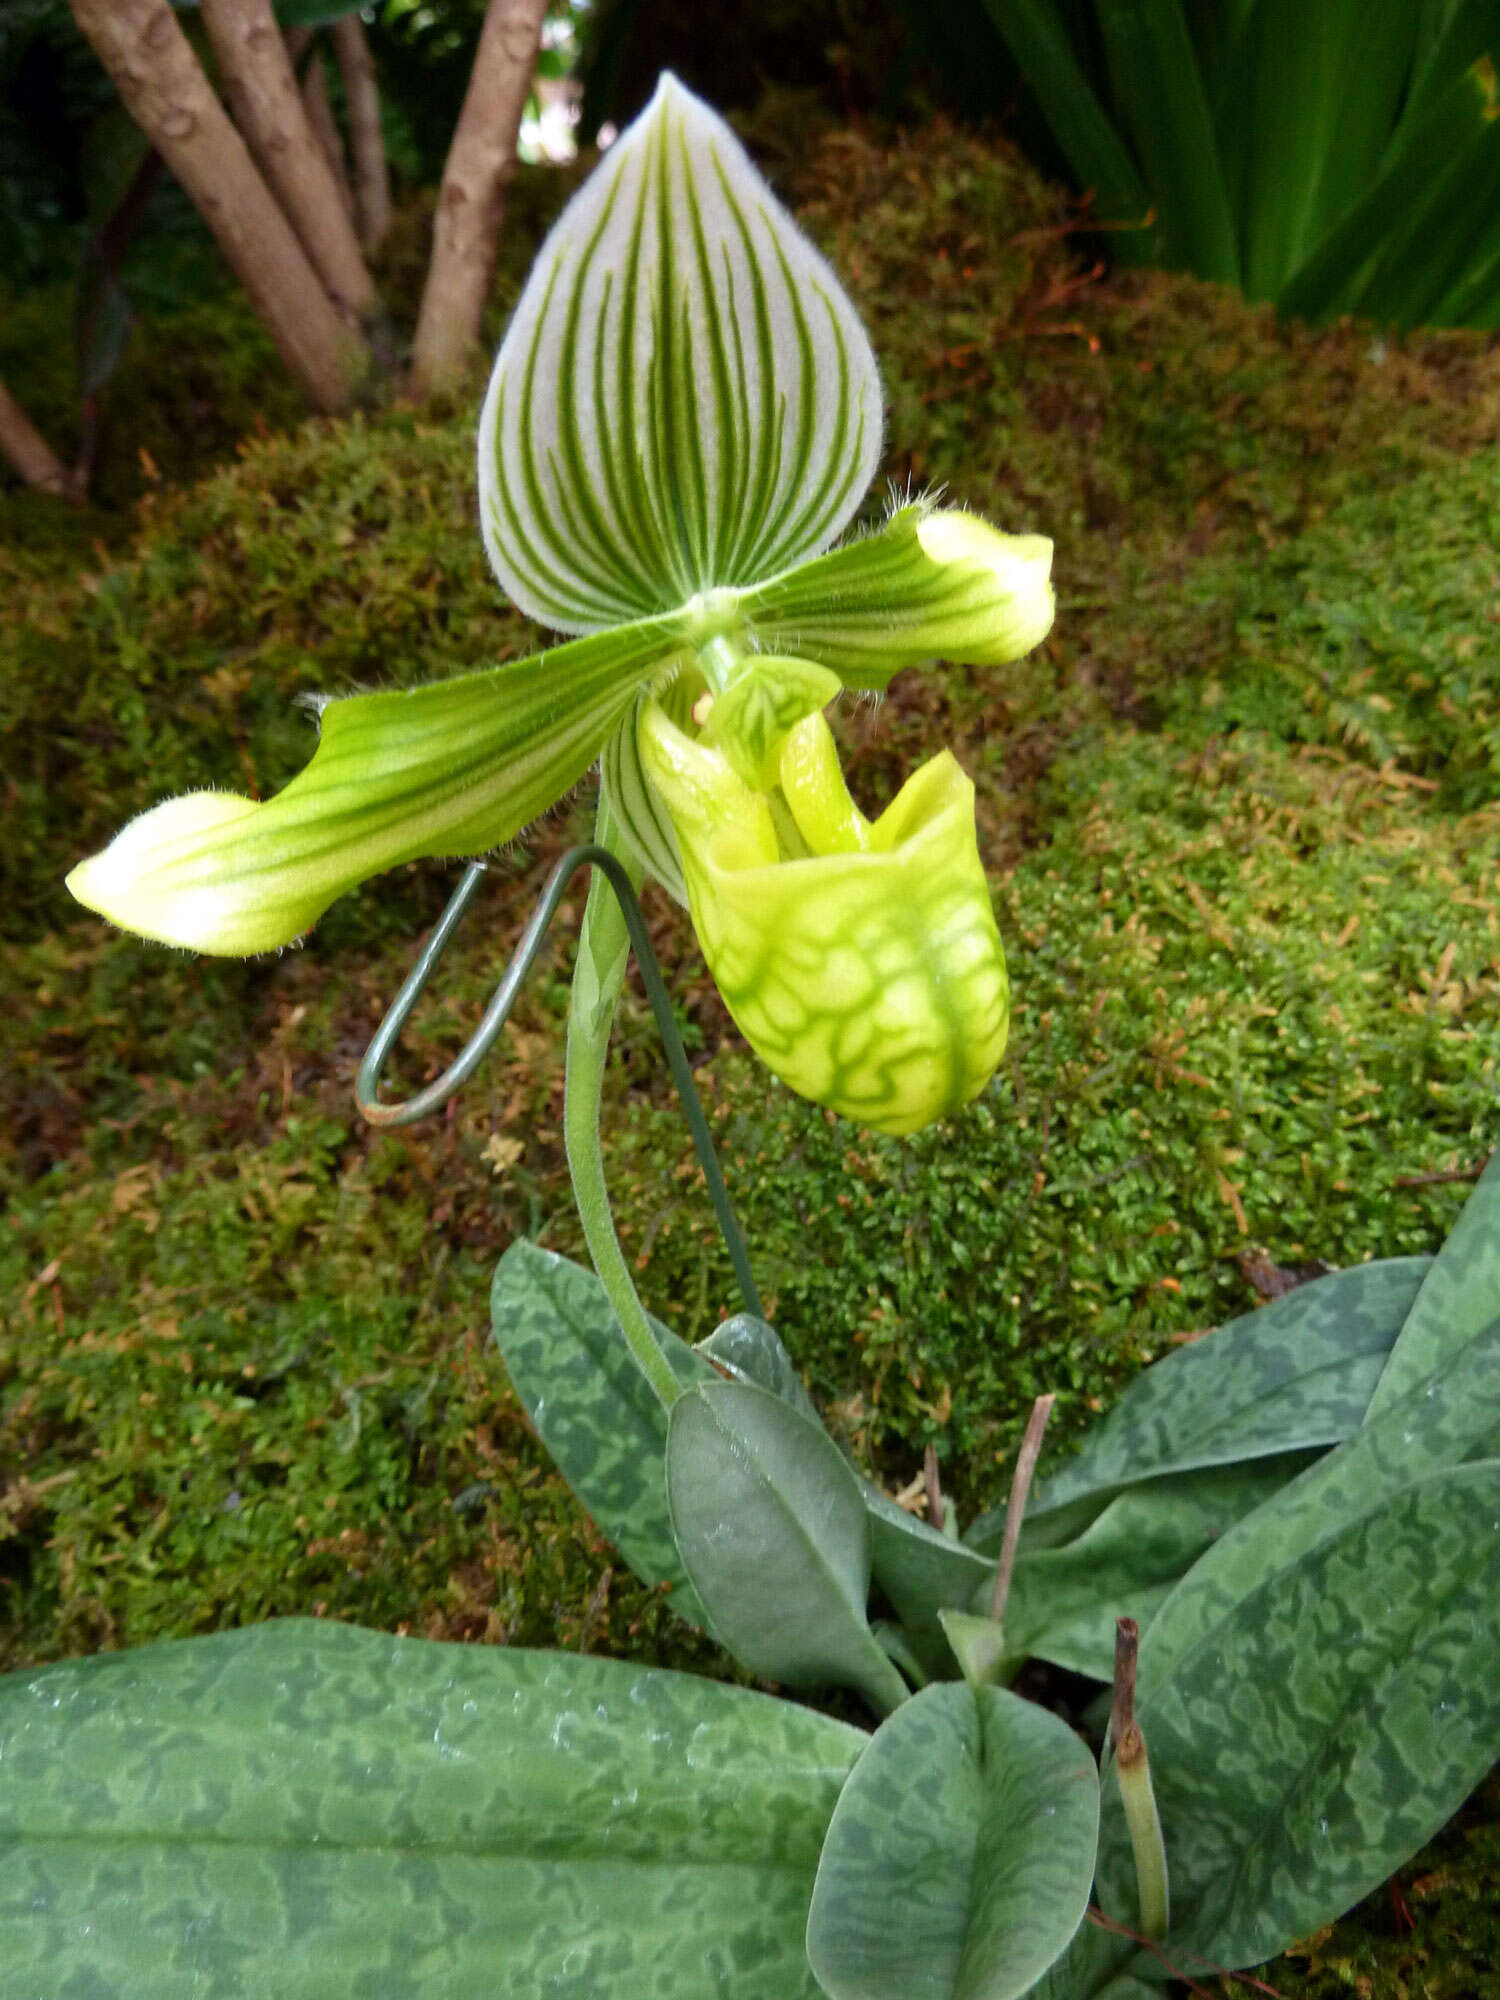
[[410, 0, 549, 396], [69, 0, 368, 413], [0, 376, 82, 501], [329, 14, 390, 253], [295, 32, 358, 228], [201, 0, 377, 322]]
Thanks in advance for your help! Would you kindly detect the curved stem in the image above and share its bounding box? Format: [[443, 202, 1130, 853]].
[[565, 800, 683, 1412]]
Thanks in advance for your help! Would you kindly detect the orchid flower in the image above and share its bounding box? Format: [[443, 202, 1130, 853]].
[[68, 74, 1054, 1136]]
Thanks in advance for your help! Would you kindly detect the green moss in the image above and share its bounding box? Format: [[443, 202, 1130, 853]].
[[1, 116, 1498, 1992]]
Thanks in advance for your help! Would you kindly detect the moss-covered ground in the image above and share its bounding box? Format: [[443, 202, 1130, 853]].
[[3, 119, 1498, 1997]]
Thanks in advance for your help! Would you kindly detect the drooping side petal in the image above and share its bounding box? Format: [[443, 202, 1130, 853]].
[[478, 72, 884, 634], [66, 620, 683, 955], [738, 505, 1056, 685]]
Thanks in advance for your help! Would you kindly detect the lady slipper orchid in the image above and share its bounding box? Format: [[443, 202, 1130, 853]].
[[638, 676, 1009, 1137], [66, 72, 1054, 1134]]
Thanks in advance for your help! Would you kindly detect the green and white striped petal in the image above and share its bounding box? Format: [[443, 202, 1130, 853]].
[[478, 72, 884, 635], [739, 504, 1056, 686], [66, 619, 682, 955], [601, 695, 689, 907]]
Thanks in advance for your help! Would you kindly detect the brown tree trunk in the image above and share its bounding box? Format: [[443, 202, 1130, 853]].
[[69, 0, 368, 413], [297, 36, 358, 226], [200, 0, 376, 322], [0, 376, 82, 501], [329, 14, 391, 253], [410, 0, 549, 397]]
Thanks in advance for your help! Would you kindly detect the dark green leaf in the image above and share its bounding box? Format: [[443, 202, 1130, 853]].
[[697, 1311, 825, 1425], [666, 1380, 908, 1713], [0, 1619, 865, 1998], [1101, 1462, 1500, 1967], [1001, 1455, 1316, 1680], [1275, 63, 1500, 321], [489, 1239, 715, 1622], [1139, 1310, 1500, 1687], [975, 0, 1151, 238], [1366, 1148, 1500, 1416], [967, 1257, 1430, 1547], [1093, 0, 1238, 281], [1351, 114, 1500, 328], [806, 1681, 1099, 2000]]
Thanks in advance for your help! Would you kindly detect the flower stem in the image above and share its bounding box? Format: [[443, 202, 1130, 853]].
[[564, 801, 683, 1413], [989, 1392, 1056, 1625], [1112, 1618, 1170, 1941]]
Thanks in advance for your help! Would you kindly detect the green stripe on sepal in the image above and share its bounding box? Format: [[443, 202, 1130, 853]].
[[66, 619, 683, 955], [478, 72, 884, 636], [739, 505, 1055, 687], [601, 700, 690, 907]]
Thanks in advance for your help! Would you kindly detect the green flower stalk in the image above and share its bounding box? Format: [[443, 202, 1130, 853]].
[[66, 72, 1054, 1137]]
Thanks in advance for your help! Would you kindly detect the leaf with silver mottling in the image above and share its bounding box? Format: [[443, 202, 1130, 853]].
[[1140, 1309, 1500, 1687], [999, 1455, 1316, 1680], [967, 1256, 1431, 1550], [0, 1619, 865, 1999], [806, 1681, 1099, 2000], [1098, 1462, 1500, 1969], [1366, 1149, 1500, 1417], [490, 1238, 714, 1622]]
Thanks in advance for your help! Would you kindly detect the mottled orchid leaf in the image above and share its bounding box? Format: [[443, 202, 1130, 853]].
[[806, 1681, 1099, 2000], [490, 1239, 713, 1624], [1098, 1461, 1500, 1968], [696, 1313, 996, 1637], [666, 1379, 909, 1713], [1139, 1308, 1500, 1688], [967, 1256, 1432, 1548], [697, 1311, 824, 1425], [997, 1454, 1316, 1681], [0, 1619, 864, 1998], [1365, 1148, 1500, 1417]]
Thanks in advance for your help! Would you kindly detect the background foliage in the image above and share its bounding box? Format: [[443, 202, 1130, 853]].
[[892, 0, 1500, 328]]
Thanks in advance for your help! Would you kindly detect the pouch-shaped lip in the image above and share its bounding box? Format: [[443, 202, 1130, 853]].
[[700, 751, 971, 883]]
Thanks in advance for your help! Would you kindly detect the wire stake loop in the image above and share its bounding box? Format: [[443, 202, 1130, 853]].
[[356, 848, 763, 1320]]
